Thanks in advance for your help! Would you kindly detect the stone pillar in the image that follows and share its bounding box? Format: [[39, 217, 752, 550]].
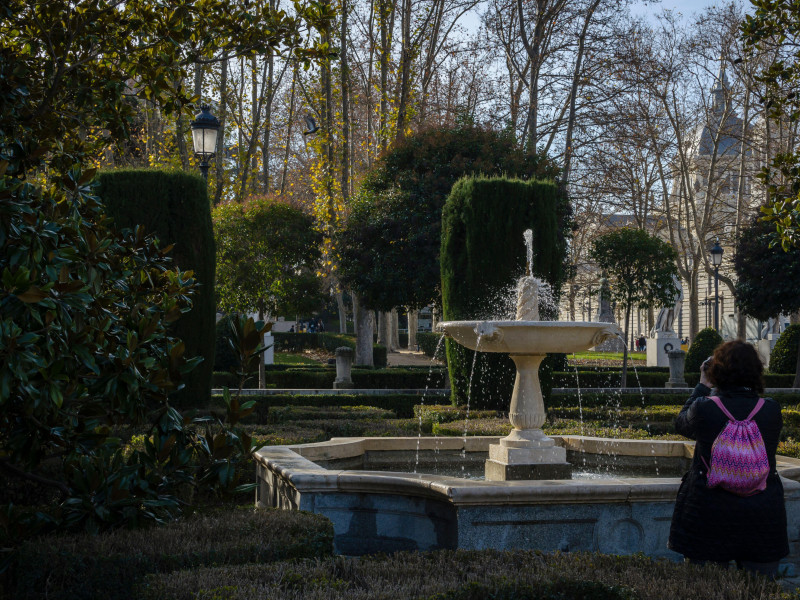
[[333, 346, 354, 389], [665, 349, 688, 388]]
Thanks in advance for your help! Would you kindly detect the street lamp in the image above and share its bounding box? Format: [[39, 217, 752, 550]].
[[190, 105, 220, 181], [710, 237, 724, 333]]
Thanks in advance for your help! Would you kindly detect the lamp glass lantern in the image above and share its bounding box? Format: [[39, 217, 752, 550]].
[[190, 105, 220, 180], [709, 238, 724, 332], [710, 239, 724, 268]]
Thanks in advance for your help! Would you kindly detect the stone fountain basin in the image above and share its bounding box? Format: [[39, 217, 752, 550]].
[[254, 436, 800, 558], [437, 321, 622, 354]]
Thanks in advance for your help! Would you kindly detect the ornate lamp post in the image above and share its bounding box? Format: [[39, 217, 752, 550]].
[[190, 105, 220, 181], [710, 238, 724, 333]]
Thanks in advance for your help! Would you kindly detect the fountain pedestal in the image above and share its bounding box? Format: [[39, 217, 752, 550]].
[[437, 320, 621, 481], [485, 353, 570, 481]]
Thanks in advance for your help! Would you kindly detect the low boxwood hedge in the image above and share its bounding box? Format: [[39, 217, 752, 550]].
[[414, 404, 500, 424], [245, 367, 448, 390], [553, 371, 677, 388], [8, 509, 334, 600], [210, 394, 434, 419], [554, 371, 796, 389], [267, 405, 396, 423], [140, 549, 781, 600]]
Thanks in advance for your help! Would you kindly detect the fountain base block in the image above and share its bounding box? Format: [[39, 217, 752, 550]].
[[487, 442, 570, 480], [485, 458, 572, 481]]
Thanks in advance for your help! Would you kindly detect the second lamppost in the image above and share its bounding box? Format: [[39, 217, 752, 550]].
[[710, 238, 724, 332], [190, 105, 220, 181]]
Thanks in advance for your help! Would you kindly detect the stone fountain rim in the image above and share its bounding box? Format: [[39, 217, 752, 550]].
[[254, 435, 800, 506], [437, 320, 621, 328]]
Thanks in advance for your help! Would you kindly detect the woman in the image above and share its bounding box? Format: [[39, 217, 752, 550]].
[[669, 340, 788, 575]]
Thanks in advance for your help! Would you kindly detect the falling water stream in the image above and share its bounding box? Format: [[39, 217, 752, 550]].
[[414, 334, 447, 474]]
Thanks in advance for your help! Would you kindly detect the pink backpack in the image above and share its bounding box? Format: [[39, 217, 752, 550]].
[[702, 395, 770, 497]]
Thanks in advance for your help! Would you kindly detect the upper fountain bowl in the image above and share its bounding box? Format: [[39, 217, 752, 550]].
[[437, 320, 622, 355]]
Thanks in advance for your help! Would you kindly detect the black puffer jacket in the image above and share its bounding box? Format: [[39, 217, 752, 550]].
[[668, 383, 789, 562]]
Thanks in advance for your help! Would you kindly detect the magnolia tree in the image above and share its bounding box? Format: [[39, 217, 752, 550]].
[[0, 0, 328, 548]]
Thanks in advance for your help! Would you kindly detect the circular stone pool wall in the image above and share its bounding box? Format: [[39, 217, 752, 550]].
[[254, 435, 800, 558]]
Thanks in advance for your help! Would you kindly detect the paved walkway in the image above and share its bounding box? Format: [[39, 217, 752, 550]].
[[387, 349, 443, 367]]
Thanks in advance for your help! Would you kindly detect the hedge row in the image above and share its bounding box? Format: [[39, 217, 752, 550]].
[[139, 549, 781, 600], [267, 405, 396, 423], [550, 391, 800, 408], [212, 368, 448, 391], [414, 404, 500, 424], [8, 509, 334, 600], [553, 371, 797, 389], [210, 394, 435, 419]]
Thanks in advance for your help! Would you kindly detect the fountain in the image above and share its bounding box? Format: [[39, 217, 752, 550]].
[[438, 229, 620, 480], [253, 230, 800, 558]]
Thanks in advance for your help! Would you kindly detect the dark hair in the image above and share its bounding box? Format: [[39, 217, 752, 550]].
[[707, 340, 764, 394]]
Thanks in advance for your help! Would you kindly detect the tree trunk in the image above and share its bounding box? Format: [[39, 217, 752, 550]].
[[736, 308, 747, 341], [378, 0, 392, 152], [621, 305, 631, 389], [394, 0, 412, 139], [280, 64, 298, 195], [408, 308, 418, 349], [176, 113, 189, 170], [213, 55, 229, 206], [390, 308, 400, 352], [377, 311, 387, 345], [689, 270, 699, 340], [794, 335, 800, 389], [341, 0, 351, 202], [355, 297, 374, 366], [561, 0, 600, 190], [262, 49, 275, 193], [336, 290, 348, 333], [431, 307, 438, 332], [258, 306, 266, 389]]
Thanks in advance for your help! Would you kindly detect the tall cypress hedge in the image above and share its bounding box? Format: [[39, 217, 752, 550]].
[[97, 169, 215, 404], [440, 176, 569, 410]]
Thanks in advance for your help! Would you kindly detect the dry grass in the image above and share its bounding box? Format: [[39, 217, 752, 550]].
[[141, 550, 790, 600]]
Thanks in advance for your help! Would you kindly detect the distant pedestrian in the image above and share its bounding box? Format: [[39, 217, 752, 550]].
[[638, 335, 646, 352]]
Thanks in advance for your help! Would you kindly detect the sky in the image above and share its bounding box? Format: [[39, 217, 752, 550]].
[[630, 0, 752, 20]]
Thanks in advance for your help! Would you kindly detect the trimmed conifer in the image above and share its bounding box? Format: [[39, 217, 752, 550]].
[[440, 176, 569, 409], [97, 169, 215, 404]]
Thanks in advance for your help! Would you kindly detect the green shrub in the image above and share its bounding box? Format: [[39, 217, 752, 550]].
[[440, 177, 569, 411], [414, 404, 500, 423], [98, 169, 216, 405], [685, 327, 724, 374], [418, 332, 445, 357], [268, 405, 396, 423], [9, 509, 333, 600], [764, 373, 797, 387], [770, 324, 800, 374], [211, 394, 435, 419], [553, 371, 671, 388], [426, 579, 636, 600], [140, 549, 780, 600], [433, 418, 512, 436]]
